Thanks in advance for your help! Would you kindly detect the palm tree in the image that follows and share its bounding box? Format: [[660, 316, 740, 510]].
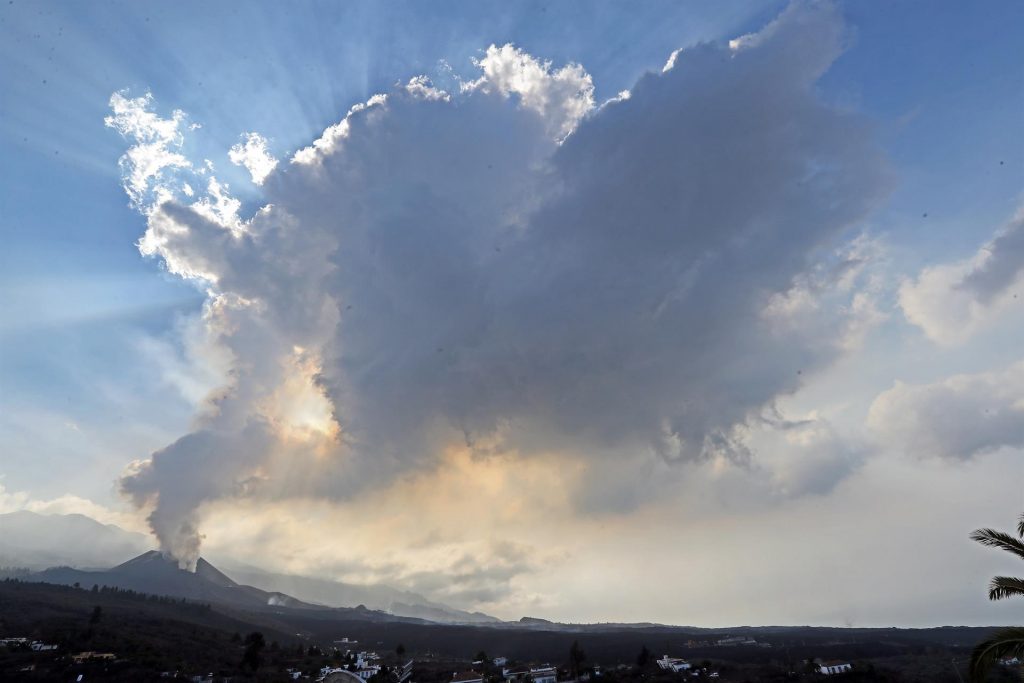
[[968, 514, 1024, 681]]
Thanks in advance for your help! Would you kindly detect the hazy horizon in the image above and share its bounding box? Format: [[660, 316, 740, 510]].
[[2, 0, 1023, 630]]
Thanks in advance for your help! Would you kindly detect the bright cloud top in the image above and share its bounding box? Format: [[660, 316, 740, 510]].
[[108, 2, 891, 569], [105, 92, 192, 210], [229, 132, 279, 185]]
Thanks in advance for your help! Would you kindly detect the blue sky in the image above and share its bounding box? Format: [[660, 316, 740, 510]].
[[2, 1, 1024, 625]]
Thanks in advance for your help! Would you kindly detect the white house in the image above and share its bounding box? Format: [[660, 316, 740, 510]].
[[452, 671, 485, 683], [818, 661, 852, 675], [504, 666, 530, 681], [656, 656, 691, 673], [493, 657, 508, 667], [396, 659, 414, 683], [320, 669, 367, 683], [530, 666, 558, 683]]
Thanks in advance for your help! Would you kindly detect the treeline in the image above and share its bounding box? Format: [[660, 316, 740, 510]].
[[0, 566, 32, 579], [1, 577, 213, 613]]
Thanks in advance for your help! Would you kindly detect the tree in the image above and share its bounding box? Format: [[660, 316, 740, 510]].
[[475, 650, 488, 665], [636, 646, 650, 668], [89, 605, 102, 625], [397, 643, 407, 658], [969, 514, 1024, 681], [569, 641, 586, 681], [242, 631, 265, 671]]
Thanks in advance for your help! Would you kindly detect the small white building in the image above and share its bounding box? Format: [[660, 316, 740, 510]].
[[356, 666, 381, 680], [819, 661, 852, 675], [504, 666, 531, 681], [530, 666, 557, 683], [396, 659, 414, 683], [494, 657, 508, 667], [320, 668, 367, 683], [656, 656, 691, 673], [452, 671, 485, 683]]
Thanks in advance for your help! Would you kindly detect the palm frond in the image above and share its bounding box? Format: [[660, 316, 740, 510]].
[[988, 576, 1024, 601], [971, 528, 1024, 562], [1017, 513, 1024, 539], [970, 627, 1024, 682]]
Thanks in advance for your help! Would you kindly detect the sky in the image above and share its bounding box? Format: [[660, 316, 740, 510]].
[[1, 0, 1023, 627]]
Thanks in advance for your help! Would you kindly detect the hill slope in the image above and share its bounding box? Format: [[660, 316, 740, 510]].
[[219, 562, 500, 624], [1, 511, 498, 624]]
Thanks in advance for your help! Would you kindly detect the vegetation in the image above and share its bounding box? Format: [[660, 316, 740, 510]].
[[568, 640, 586, 681], [0, 578, 1011, 681], [969, 514, 1024, 682], [0, 579, 302, 680]]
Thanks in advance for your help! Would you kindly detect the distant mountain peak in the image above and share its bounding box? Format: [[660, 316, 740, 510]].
[[0, 510, 153, 571]]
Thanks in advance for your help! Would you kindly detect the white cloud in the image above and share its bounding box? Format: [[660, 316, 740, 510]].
[[112, 2, 891, 567], [404, 75, 450, 102], [290, 94, 388, 166], [900, 207, 1024, 345], [104, 91, 192, 211], [868, 360, 1024, 460], [228, 132, 278, 185], [467, 43, 594, 141]]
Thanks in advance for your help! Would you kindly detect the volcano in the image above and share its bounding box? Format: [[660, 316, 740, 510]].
[[33, 550, 319, 611]]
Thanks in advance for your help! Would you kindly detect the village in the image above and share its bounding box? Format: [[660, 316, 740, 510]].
[[0, 630, 876, 682], [0, 579, 1006, 683]]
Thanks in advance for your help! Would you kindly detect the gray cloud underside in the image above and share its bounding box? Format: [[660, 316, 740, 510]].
[[959, 212, 1024, 303]]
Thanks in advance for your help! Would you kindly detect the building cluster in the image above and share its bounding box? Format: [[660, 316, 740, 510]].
[[674, 636, 768, 650], [71, 651, 117, 664], [449, 660, 560, 683], [656, 655, 691, 673], [0, 636, 59, 651], [814, 659, 852, 675], [318, 648, 413, 683], [656, 656, 720, 678], [715, 636, 762, 647]]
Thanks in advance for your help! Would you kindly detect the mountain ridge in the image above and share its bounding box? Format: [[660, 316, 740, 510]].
[[2, 511, 499, 624], [32, 550, 322, 613]]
